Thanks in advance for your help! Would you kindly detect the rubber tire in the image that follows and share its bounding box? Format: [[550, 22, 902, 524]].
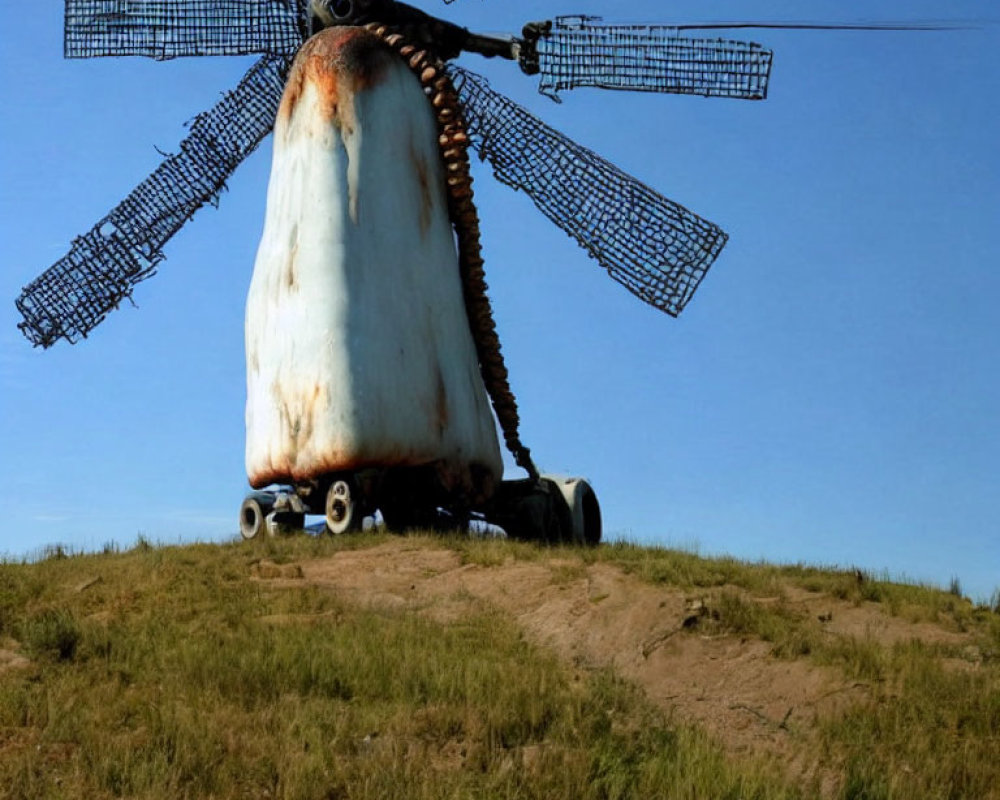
[[326, 479, 362, 535], [578, 482, 602, 546], [239, 497, 268, 540]]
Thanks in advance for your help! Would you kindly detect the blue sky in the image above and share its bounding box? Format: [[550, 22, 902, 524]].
[[1, 1, 997, 600]]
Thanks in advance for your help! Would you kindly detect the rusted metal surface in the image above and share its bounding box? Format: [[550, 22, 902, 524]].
[[245, 28, 503, 499], [366, 23, 539, 481], [279, 26, 393, 122], [248, 24, 539, 493]]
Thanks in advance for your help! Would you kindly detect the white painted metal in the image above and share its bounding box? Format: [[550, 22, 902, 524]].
[[245, 29, 502, 498]]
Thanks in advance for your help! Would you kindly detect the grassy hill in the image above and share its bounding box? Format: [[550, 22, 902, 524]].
[[1, 533, 998, 799]]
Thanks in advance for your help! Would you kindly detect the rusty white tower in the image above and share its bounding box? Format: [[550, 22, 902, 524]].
[[245, 27, 502, 527]]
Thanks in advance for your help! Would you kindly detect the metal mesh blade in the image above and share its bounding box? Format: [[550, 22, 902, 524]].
[[448, 66, 727, 317], [16, 54, 292, 348], [536, 16, 772, 100], [64, 0, 309, 59]]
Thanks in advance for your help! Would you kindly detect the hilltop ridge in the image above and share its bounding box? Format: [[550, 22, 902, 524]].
[[2, 534, 998, 799]]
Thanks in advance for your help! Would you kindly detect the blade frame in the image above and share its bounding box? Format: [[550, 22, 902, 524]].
[[64, 0, 311, 60], [531, 15, 773, 101], [448, 65, 728, 318], [17, 54, 293, 347]]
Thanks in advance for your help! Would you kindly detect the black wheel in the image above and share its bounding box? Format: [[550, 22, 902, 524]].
[[489, 478, 600, 545], [325, 479, 362, 535], [239, 495, 271, 540], [578, 483, 602, 546], [541, 478, 602, 546], [378, 502, 408, 532]]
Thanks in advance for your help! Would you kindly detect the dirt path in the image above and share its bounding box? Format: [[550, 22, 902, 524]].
[[254, 539, 975, 792]]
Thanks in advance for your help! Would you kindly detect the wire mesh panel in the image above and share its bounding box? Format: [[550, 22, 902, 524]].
[[16, 54, 292, 348], [65, 0, 310, 59], [449, 66, 727, 317], [535, 16, 772, 100]]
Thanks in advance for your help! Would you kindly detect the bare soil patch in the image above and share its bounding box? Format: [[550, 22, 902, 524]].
[[255, 538, 978, 791]]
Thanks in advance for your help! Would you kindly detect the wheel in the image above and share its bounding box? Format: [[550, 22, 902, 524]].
[[489, 480, 564, 542], [578, 482, 602, 546], [544, 477, 602, 546], [325, 479, 362, 535], [490, 477, 602, 545], [541, 478, 574, 544], [239, 495, 271, 540], [265, 512, 306, 537]]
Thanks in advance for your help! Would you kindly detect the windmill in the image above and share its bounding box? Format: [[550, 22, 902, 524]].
[[16, 0, 779, 542]]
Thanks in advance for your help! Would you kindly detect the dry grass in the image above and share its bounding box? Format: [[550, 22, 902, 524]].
[[454, 535, 1000, 799], [2, 532, 997, 799], [0, 536, 801, 800], [456, 537, 997, 635]]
